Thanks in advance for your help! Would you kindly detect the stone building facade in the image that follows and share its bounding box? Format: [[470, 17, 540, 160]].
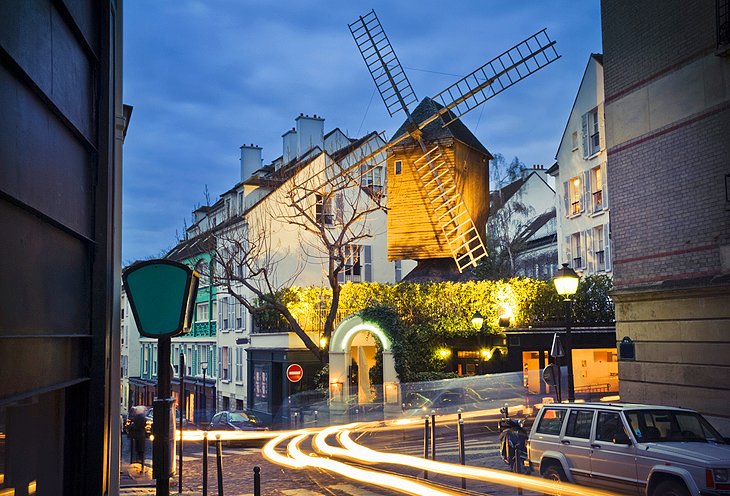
[[601, 0, 730, 432]]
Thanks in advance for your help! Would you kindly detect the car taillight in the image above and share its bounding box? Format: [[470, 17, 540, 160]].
[[708, 469, 715, 488]]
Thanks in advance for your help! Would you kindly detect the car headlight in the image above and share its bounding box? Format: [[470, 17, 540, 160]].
[[714, 469, 729, 483]]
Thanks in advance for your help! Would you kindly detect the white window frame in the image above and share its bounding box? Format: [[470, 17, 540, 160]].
[[593, 225, 606, 272], [196, 302, 209, 323], [315, 194, 334, 226], [567, 176, 583, 216], [591, 165, 604, 212], [582, 106, 601, 158], [235, 347, 244, 384]]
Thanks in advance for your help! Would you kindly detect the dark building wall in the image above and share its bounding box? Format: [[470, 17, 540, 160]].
[[601, 0, 730, 433], [0, 1, 123, 494]]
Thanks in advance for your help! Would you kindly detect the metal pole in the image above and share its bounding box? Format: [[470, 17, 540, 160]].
[[216, 434, 224, 496], [202, 432, 208, 496], [179, 353, 185, 494], [430, 411, 436, 461], [253, 466, 261, 496], [457, 410, 465, 489], [202, 367, 207, 425], [155, 336, 172, 496], [565, 299, 575, 402], [423, 417, 429, 479]]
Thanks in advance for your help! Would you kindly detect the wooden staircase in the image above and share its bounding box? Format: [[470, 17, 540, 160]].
[[413, 146, 487, 272]]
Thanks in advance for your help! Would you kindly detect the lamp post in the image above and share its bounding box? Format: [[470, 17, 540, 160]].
[[201, 361, 208, 425], [553, 263, 580, 402]]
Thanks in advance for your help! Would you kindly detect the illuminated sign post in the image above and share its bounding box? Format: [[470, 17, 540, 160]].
[[123, 260, 199, 496]]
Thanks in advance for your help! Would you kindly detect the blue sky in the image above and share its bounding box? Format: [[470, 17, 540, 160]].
[[122, 0, 602, 264]]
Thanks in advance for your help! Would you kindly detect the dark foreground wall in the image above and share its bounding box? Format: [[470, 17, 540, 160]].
[[0, 1, 123, 494]]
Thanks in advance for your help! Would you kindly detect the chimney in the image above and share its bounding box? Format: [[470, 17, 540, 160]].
[[295, 113, 324, 157], [240, 144, 262, 182], [282, 127, 297, 165]]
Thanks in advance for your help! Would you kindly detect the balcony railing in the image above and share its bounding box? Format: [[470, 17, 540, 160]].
[[189, 321, 216, 337]]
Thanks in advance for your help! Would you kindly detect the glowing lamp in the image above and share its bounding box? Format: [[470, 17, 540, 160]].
[[553, 263, 579, 298]]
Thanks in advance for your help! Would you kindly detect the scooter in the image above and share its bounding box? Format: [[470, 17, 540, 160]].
[[498, 415, 530, 475]]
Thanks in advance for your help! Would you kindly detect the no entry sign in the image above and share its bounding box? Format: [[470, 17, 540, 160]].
[[286, 363, 303, 383]]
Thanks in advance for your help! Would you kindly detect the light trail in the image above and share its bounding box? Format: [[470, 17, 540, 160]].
[[263, 429, 461, 495], [309, 424, 619, 496], [179, 429, 282, 442]]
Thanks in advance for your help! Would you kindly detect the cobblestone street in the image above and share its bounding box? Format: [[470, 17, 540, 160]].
[[119, 423, 543, 496]]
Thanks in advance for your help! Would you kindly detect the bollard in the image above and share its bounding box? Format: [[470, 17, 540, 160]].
[[423, 416, 430, 479], [292, 411, 298, 429], [430, 411, 436, 461], [314, 410, 318, 427], [216, 434, 224, 496], [515, 446, 523, 496], [130, 437, 134, 464], [253, 466, 261, 496], [457, 409, 466, 489], [202, 432, 208, 496]]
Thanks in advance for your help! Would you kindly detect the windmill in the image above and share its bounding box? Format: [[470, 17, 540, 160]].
[[347, 10, 560, 273]]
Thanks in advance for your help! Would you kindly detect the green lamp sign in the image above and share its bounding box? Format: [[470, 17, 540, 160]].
[[122, 259, 200, 338]]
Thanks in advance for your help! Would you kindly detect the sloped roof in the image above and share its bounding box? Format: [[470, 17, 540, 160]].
[[490, 176, 527, 211], [391, 97, 492, 158], [166, 231, 216, 262], [518, 207, 556, 242]]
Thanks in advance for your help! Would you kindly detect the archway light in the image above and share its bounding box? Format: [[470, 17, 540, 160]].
[[339, 322, 391, 352], [437, 348, 451, 359]]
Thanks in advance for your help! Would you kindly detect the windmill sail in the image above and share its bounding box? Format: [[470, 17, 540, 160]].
[[430, 29, 560, 127], [349, 10, 418, 118]]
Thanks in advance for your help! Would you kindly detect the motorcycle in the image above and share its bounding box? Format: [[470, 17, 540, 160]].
[[499, 416, 530, 475]]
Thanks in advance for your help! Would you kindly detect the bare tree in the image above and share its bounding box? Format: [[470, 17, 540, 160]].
[[208, 135, 387, 364], [479, 154, 534, 279]]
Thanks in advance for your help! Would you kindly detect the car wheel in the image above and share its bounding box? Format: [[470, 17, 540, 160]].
[[653, 480, 690, 496], [542, 464, 567, 482]]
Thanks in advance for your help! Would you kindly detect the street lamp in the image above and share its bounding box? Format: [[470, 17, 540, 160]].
[[471, 311, 484, 330], [553, 263, 580, 402], [201, 361, 208, 425], [122, 259, 200, 496]]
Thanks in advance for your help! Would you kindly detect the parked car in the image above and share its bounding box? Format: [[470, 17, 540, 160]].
[[207, 410, 268, 431], [527, 402, 730, 496]]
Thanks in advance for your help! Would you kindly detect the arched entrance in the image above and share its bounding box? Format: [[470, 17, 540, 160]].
[[328, 315, 399, 412]]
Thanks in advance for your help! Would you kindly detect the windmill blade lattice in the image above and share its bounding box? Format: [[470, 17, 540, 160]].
[[430, 29, 560, 127], [349, 10, 418, 118]]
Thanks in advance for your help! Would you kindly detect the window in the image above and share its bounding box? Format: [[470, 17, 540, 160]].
[[565, 409, 594, 438], [571, 131, 579, 150], [228, 297, 236, 330], [394, 160, 402, 175], [315, 194, 334, 226], [196, 302, 209, 323], [253, 365, 269, 411], [568, 176, 582, 215], [593, 225, 606, 271], [582, 107, 601, 157], [235, 347, 244, 384], [571, 232, 583, 269], [338, 245, 372, 283], [196, 259, 209, 286], [219, 297, 233, 331], [235, 300, 244, 330], [536, 408, 567, 435], [591, 165, 604, 212], [220, 346, 230, 381], [361, 164, 384, 192], [596, 412, 626, 442]]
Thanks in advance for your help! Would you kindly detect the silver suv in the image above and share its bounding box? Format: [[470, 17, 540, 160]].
[[527, 402, 730, 496]]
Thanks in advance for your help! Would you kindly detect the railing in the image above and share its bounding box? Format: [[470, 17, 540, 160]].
[[190, 321, 216, 337], [570, 200, 581, 215]]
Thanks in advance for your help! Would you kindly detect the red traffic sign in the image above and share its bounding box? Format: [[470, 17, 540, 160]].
[[286, 364, 303, 383]]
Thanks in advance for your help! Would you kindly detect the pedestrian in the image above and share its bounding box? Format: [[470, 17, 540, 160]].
[[128, 406, 147, 469]]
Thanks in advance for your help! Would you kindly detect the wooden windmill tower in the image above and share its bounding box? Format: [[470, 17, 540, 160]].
[[348, 10, 560, 274]]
